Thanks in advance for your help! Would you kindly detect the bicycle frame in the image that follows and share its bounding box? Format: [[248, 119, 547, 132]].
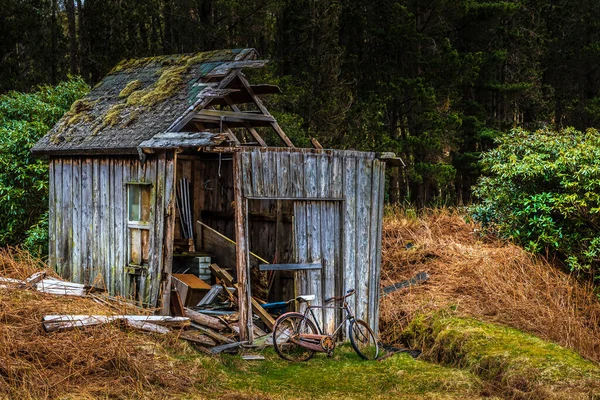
[[301, 299, 355, 336]]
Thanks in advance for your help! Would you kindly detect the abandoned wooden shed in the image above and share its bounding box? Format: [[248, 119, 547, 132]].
[[32, 48, 395, 341]]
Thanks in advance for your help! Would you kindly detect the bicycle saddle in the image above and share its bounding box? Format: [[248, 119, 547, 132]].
[[296, 294, 315, 302]]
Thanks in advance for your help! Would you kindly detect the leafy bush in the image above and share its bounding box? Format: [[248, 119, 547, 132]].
[[470, 127, 600, 279], [0, 78, 89, 254]]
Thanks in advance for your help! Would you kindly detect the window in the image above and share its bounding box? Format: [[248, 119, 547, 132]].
[[127, 183, 152, 266], [128, 184, 151, 225]]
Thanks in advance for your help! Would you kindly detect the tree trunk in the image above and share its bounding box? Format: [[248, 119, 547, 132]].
[[64, 0, 78, 74]]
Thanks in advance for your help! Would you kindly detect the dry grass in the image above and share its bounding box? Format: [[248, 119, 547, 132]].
[[0, 247, 211, 399], [379, 207, 600, 363]]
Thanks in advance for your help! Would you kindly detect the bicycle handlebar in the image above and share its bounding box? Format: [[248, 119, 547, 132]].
[[324, 288, 355, 304]]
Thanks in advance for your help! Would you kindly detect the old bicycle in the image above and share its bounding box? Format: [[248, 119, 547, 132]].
[[272, 289, 379, 362]]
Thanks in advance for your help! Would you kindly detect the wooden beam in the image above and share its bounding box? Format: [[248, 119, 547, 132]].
[[167, 70, 240, 133], [310, 138, 323, 149], [233, 153, 253, 342], [224, 96, 268, 147], [194, 109, 275, 125], [160, 150, 177, 315], [222, 121, 241, 145], [235, 71, 295, 148], [259, 263, 322, 271]]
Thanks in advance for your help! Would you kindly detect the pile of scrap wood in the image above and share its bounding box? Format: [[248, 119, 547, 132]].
[[0, 263, 280, 354], [170, 263, 278, 353], [0, 271, 90, 296]]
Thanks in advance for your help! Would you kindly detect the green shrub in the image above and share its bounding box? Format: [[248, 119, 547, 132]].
[[470, 127, 600, 279], [0, 78, 89, 255]]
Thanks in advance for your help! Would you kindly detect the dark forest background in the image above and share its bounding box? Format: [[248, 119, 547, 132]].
[[2, 0, 600, 206]]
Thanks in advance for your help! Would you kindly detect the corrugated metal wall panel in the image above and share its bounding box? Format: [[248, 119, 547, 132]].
[[49, 155, 173, 307]]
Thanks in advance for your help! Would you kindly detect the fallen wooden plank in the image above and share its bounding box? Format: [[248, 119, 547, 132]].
[[210, 264, 275, 330], [179, 331, 217, 347], [258, 263, 321, 271], [209, 341, 248, 354], [42, 315, 190, 332], [381, 271, 430, 296], [197, 285, 223, 306], [25, 271, 47, 285], [189, 323, 234, 344], [124, 319, 171, 334], [241, 354, 265, 360], [184, 308, 227, 331], [36, 278, 88, 296]]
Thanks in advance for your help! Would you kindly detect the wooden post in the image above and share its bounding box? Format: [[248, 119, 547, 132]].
[[233, 152, 253, 342], [160, 150, 177, 315]]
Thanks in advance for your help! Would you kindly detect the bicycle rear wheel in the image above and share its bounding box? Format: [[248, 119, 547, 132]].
[[349, 319, 379, 360], [272, 312, 318, 362]]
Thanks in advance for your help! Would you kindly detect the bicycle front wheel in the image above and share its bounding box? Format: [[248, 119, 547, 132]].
[[349, 319, 379, 360], [272, 312, 318, 362]]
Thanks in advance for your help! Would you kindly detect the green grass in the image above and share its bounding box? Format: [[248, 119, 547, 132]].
[[165, 313, 600, 399], [198, 345, 483, 400], [401, 312, 600, 398]]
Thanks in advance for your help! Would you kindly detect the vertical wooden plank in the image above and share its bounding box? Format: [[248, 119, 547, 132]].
[[91, 158, 99, 288], [61, 159, 72, 281], [277, 151, 290, 197], [307, 201, 323, 328], [331, 155, 343, 199], [241, 151, 253, 197], [54, 160, 63, 276], [233, 152, 253, 342], [355, 158, 373, 322], [113, 159, 125, 296], [290, 152, 305, 198], [368, 160, 382, 331], [160, 151, 177, 314], [99, 158, 110, 294], [317, 154, 330, 198], [122, 158, 133, 298], [250, 149, 263, 197], [140, 157, 157, 305], [48, 159, 56, 271], [342, 157, 357, 325], [304, 154, 317, 198], [71, 158, 81, 283], [81, 159, 93, 285], [321, 202, 336, 335], [373, 164, 386, 336], [293, 201, 309, 307], [193, 157, 205, 248], [153, 154, 166, 308]]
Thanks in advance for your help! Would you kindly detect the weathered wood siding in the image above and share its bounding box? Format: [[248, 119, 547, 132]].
[[48, 153, 176, 308], [238, 148, 386, 336]]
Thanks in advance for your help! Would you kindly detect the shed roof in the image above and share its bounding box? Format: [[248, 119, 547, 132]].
[[32, 48, 262, 155]]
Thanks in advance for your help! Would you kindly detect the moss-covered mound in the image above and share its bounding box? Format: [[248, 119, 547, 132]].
[[401, 312, 600, 399]]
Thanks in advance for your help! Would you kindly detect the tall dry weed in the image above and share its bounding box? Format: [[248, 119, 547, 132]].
[[379, 207, 600, 363], [0, 247, 209, 399]]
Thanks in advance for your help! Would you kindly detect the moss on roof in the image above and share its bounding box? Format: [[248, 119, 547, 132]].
[[32, 48, 258, 154]]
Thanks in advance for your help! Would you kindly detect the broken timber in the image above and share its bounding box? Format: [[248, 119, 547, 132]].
[[209, 263, 275, 331], [42, 315, 190, 332]]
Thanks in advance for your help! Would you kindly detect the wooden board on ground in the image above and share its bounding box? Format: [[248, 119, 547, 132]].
[[210, 263, 275, 330]]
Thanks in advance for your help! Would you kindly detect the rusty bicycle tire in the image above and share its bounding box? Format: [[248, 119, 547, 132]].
[[349, 319, 379, 360], [272, 312, 318, 362]]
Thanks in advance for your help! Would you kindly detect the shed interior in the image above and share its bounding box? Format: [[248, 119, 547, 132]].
[[171, 152, 296, 307]]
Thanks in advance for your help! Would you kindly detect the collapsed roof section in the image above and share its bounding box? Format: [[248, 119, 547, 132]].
[[31, 48, 294, 156]]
